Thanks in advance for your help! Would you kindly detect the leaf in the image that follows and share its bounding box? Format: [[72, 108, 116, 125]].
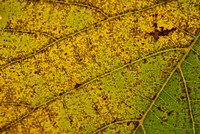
[[0, 0, 199, 133]]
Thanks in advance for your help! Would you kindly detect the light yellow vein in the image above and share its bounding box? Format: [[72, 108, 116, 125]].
[[141, 124, 147, 134], [179, 67, 196, 134]]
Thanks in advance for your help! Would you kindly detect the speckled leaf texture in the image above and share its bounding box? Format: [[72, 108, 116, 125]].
[[0, 0, 199, 134]]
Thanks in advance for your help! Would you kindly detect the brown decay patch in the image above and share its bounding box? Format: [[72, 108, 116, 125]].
[[150, 23, 177, 41]]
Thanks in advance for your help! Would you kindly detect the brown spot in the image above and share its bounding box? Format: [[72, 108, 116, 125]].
[[150, 27, 177, 41], [167, 110, 174, 116], [150, 30, 159, 41], [75, 83, 81, 88], [154, 23, 157, 28]]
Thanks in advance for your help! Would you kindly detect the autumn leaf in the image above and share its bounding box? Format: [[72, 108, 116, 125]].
[[0, 0, 199, 134]]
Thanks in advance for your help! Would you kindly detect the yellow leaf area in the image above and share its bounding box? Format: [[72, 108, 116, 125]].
[[0, 0, 199, 134]]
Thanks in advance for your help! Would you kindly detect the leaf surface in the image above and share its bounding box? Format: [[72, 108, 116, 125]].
[[0, 0, 199, 133]]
